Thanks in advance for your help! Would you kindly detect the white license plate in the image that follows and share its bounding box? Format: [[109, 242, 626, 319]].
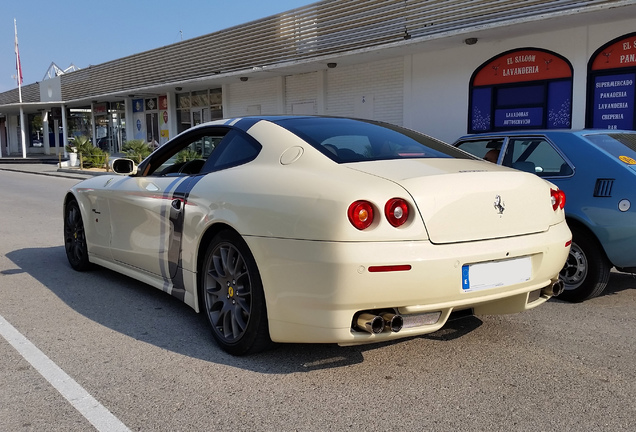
[[461, 256, 531, 292]]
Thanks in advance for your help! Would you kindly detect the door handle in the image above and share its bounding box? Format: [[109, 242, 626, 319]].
[[171, 199, 182, 211]]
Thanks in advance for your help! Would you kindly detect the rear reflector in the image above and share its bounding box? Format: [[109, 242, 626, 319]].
[[368, 265, 412, 273]]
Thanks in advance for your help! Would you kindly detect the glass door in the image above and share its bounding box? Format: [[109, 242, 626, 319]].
[[191, 108, 210, 127], [146, 112, 159, 147]]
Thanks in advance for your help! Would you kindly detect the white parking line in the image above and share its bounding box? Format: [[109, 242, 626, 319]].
[[0, 314, 131, 432]]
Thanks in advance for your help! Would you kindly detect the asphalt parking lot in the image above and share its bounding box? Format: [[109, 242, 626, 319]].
[[1, 165, 635, 431]]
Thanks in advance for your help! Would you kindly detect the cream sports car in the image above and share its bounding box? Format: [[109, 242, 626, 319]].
[[63, 116, 571, 355]]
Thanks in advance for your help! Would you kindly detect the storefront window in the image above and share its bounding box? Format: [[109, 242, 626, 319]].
[[177, 108, 191, 134], [176, 89, 223, 133], [191, 90, 209, 107], [176, 93, 191, 108], [68, 108, 92, 142], [469, 48, 573, 133], [210, 88, 223, 119], [27, 113, 44, 147], [587, 32, 636, 130]]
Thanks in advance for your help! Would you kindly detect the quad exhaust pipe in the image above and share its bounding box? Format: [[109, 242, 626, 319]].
[[355, 311, 403, 334], [540, 279, 565, 297], [550, 279, 565, 297], [380, 312, 403, 333]]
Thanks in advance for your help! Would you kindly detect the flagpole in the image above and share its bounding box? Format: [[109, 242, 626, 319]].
[[15, 19, 23, 104], [15, 19, 26, 158]]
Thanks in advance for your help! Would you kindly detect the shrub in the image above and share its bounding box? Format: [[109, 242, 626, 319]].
[[71, 136, 108, 169], [122, 140, 153, 163], [176, 148, 202, 163]]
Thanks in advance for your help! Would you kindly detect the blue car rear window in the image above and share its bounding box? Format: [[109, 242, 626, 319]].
[[585, 133, 636, 158], [272, 117, 473, 163]]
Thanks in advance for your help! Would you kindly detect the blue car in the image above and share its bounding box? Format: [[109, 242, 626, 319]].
[[454, 130, 636, 302]]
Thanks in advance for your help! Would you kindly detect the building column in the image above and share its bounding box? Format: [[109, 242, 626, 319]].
[[42, 110, 51, 155], [276, 76, 285, 114], [222, 84, 230, 118], [61, 105, 68, 158], [166, 91, 178, 142], [317, 70, 326, 115], [19, 106, 26, 158], [124, 98, 133, 147], [91, 102, 97, 146], [402, 55, 414, 130]]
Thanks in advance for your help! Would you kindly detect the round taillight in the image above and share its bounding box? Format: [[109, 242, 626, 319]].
[[550, 188, 566, 211], [348, 200, 374, 230], [384, 198, 409, 227]]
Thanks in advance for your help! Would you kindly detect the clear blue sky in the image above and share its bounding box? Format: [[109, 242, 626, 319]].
[[1, 0, 317, 93]]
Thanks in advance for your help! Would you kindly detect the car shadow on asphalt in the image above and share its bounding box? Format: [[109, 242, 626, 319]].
[[6, 246, 483, 373], [601, 271, 636, 296], [548, 270, 635, 304]]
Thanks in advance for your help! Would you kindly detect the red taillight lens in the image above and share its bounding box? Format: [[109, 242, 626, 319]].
[[384, 198, 409, 227], [550, 188, 566, 211], [348, 200, 374, 230]]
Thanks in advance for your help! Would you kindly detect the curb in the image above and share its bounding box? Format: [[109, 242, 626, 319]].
[[0, 165, 107, 180]]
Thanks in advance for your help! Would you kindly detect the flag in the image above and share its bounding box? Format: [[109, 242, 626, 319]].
[[14, 19, 23, 85]]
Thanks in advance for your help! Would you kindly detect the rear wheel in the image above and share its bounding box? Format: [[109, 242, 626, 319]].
[[559, 227, 611, 302], [201, 230, 271, 355], [64, 199, 91, 271]]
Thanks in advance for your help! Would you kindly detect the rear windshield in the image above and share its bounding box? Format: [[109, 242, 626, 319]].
[[273, 117, 473, 163], [584, 132, 636, 158]]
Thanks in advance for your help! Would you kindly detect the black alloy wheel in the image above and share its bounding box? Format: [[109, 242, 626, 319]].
[[201, 230, 270, 355], [64, 199, 91, 271]]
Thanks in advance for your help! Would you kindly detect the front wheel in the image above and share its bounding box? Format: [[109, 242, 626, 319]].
[[201, 230, 271, 355], [559, 227, 611, 302]]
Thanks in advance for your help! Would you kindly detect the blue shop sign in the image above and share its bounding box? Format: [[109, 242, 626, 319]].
[[495, 107, 543, 128], [592, 73, 635, 130]]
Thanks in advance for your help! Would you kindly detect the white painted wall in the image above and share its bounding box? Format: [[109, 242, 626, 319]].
[[326, 58, 403, 125], [224, 18, 634, 144], [406, 17, 636, 143], [285, 72, 318, 115], [226, 77, 283, 117]]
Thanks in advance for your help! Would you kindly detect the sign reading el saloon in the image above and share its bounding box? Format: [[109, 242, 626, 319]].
[[469, 48, 573, 132], [473, 49, 572, 86]]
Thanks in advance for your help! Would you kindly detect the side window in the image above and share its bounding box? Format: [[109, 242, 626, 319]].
[[455, 139, 504, 163], [505, 138, 572, 176], [202, 130, 261, 173], [146, 132, 226, 176]]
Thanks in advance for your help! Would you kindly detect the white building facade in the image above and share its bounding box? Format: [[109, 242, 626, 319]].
[[0, 0, 635, 157]]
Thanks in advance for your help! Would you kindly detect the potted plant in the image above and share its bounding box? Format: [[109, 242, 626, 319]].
[[65, 142, 78, 166]]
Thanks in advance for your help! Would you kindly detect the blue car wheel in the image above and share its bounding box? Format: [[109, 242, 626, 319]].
[[559, 227, 611, 302]]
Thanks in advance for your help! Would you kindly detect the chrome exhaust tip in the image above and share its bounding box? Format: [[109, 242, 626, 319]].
[[380, 312, 403, 333], [356, 313, 384, 334], [551, 280, 565, 297]]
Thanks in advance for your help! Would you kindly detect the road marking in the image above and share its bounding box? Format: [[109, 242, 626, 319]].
[[0, 314, 131, 432]]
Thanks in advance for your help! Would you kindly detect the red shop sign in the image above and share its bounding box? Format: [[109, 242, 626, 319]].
[[473, 49, 572, 86]]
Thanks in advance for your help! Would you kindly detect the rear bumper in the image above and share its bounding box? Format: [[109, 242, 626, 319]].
[[245, 221, 571, 344]]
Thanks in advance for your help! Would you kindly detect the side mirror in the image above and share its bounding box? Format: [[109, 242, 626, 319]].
[[111, 158, 138, 175]]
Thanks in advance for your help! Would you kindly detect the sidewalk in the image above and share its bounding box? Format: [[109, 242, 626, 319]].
[[0, 156, 111, 180]]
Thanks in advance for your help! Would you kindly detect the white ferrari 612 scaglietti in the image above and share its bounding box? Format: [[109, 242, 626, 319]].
[[63, 116, 571, 355]]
